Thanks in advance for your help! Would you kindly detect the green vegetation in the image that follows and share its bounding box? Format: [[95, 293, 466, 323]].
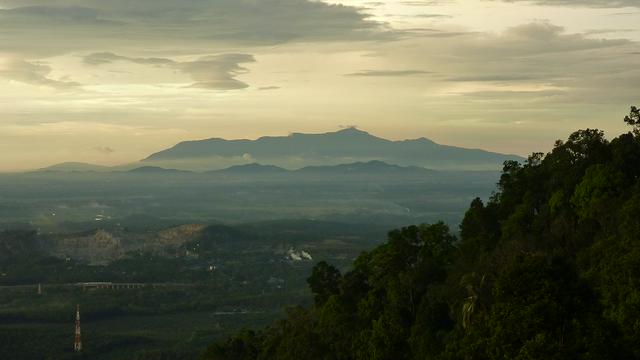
[[0, 162, 499, 231], [0, 220, 383, 359], [203, 107, 640, 359]]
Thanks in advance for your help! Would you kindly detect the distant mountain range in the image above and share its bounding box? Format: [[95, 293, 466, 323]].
[[37, 162, 113, 173], [205, 160, 436, 177], [142, 128, 523, 171], [36, 128, 524, 173], [127, 166, 191, 174], [294, 160, 434, 176], [208, 163, 289, 175], [36, 160, 437, 177]]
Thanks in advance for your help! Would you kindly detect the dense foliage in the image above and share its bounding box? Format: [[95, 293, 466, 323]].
[[203, 108, 640, 360], [1, 221, 374, 359]]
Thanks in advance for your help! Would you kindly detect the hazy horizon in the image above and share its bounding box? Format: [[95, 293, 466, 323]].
[[4, 126, 529, 173], [1, 0, 639, 171], [1, 2, 640, 358]]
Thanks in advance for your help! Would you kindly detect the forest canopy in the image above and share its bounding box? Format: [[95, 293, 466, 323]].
[[202, 107, 640, 360]]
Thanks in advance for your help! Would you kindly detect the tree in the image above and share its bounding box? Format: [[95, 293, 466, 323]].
[[207, 108, 640, 360], [307, 261, 341, 307], [571, 164, 625, 222], [201, 330, 261, 360], [449, 255, 626, 360], [624, 106, 640, 136]]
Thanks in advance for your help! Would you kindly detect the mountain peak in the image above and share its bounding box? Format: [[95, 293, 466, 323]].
[[128, 166, 190, 174], [142, 128, 524, 171], [213, 163, 289, 174], [333, 127, 371, 136], [37, 162, 112, 172], [287, 127, 372, 139]]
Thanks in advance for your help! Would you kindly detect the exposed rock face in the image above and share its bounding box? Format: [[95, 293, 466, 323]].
[[49, 229, 124, 265], [143, 224, 206, 254], [43, 224, 207, 264]]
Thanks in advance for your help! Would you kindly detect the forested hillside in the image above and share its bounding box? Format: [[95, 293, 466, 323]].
[[203, 107, 640, 360]]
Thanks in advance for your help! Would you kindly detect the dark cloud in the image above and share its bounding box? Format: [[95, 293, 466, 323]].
[[345, 70, 431, 77], [0, 59, 80, 89], [460, 90, 567, 98], [0, 0, 386, 56], [1, 5, 105, 23], [399, 1, 456, 6], [84, 52, 255, 90], [583, 28, 635, 35], [95, 146, 115, 154], [414, 14, 453, 18], [387, 13, 452, 19], [494, 0, 640, 8], [446, 75, 539, 82], [258, 86, 281, 91], [397, 28, 473, 38]]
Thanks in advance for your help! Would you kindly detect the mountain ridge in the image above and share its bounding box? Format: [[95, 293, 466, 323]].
[[142, 128, 523, 171], [36, 162, 114, 173]]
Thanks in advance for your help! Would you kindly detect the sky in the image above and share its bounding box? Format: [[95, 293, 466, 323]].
[[0, 0, 638, 171]]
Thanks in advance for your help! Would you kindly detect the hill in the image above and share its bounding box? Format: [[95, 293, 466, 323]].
[[37, 162, 113, 173], [127, 166, 192, 174], [296, 160, 434, 176], [206, 161, 433, 178], [203, 108, 640, 360], [143, 128, 523, 171], [209, 163, 290, 175]]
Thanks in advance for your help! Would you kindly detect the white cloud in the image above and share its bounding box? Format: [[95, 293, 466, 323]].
[[495, 0, 640, 8], [345, 69, 431, 76], [0, 58, 80, 89], [84, 52, 256, 90]]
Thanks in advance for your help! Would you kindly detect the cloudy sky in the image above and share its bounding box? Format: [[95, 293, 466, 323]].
[[0, 0, 638, 171]]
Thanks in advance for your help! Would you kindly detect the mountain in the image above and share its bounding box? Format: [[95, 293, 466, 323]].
[[127, 166, 192, 174], [206, 161, 433, 179], [204, 119, 640, 360], [296, 160, 434, 175], [37, 162, 113, 172], [142, 128, 524, 171], [209, 163, 290, 175]]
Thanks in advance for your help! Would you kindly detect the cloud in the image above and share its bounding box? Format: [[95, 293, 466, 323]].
[[0, 58, 80, 89], [445, 75, 539, 82], [95, 146, 115, 154], [451, 22, 629, 58], [258, 86, 281, 91], [413, 14, 453, 19], [180, 54, 255, 90], [0, 0, 386, 57], [445, 23, 636, 97], [345, 70, 431, 77], [83, 52, 256, 90], [397, 28, 473, 38], [0, 5, 112, 24], [84, 53, 174, 67], [583, 28, 636, 35], [365, 20, 639, 108], [399, 1, 456, 6], [493, 0, 640, 8]]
